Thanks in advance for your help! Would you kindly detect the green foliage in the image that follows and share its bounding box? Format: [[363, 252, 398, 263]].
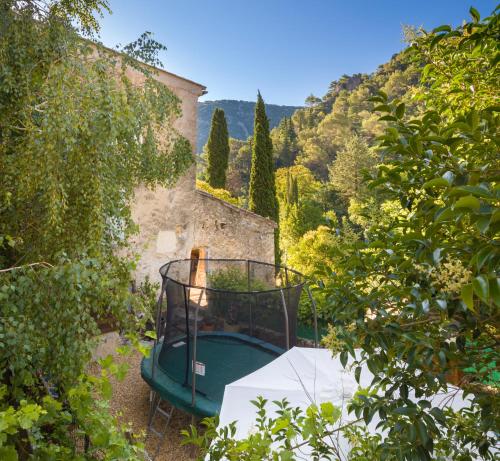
[[284, 170, 299, 206], [248, 92, 278, 221], [225, 137, 252, 198], [196, 180, 241, 207], [182, 397, 346, 461], [205, 108, 230, 188], [184, 395, 495, 460], [317, 6, 500, 459], [135, 275, 161, 328], [187, 5, 500, 460], [0, 353, 145, 460], [272, 117, 299, 167], [287, 221, 359, 325], [0, 1, 191, 265], [0, 0, 192, 458], [207, 267, 269, 292], [276, 166, 328, 264], [248, 92, 280, 265], [329, 135, 378, 202], [0, 258, 138, 392], [293, 53, 419, 180]]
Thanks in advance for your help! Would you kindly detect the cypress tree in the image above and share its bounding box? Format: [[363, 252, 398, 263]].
[[205, 108, 230, 188], [248, 92, 280, 264]]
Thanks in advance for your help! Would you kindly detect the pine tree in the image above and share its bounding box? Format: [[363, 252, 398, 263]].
[[248, 92, 280, 264], [205, 108, 230, 188]]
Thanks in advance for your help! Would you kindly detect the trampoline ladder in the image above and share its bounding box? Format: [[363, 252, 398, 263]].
[[147, 391, 175, 460]]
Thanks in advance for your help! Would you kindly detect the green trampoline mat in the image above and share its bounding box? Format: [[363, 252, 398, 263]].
[[141, 332, 283, 417]]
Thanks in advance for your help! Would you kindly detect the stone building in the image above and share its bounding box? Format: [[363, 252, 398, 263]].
[[127, 66, 277, 284]]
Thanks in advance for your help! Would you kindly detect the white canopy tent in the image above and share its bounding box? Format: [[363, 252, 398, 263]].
[[218, 347, 470, 459]]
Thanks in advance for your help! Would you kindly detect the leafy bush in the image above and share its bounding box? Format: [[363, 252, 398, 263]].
[[207, 267, 270, 292], [196, 180, 242, 207]]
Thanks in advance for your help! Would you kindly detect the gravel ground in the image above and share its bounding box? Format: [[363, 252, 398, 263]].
[[101, 349, 198, 461]]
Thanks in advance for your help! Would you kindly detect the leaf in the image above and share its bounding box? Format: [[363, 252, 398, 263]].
[[355, 366, 361, 383], [430, 33, 447, 49], [470, 6, 480, 22], [472, 275, 489, 303], [340, 350, 348, 368], [144, 330, 157, 339], [395, 103, 405, 119], [453, 185, 492, 198], [271, 417, 289, 434], [454, 195, 480, 211], [422, 178, 448, 189], [490, 278, 500, 307], [461, 284, 474, 311], [475, 215, 490, 234], [416, 420, 429, 445], [100, 379, 113, 399], [490, 209, 500, 224], [373, 104, 391, 112], [432, 25, 452, 33], [430, 407, 446, 425], [473, 247, 492, 271], [434, 207, 456, 223], [393, 406, 418, 416], [320, 402, 341, 423]]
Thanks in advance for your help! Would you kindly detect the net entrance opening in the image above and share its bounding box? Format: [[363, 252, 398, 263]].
[[141, 259, 310, 417]]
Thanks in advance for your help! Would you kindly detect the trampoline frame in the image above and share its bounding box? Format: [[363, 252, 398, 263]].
[[143, 258, 318, 459]]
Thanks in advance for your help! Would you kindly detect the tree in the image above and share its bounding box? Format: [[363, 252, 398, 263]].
[[273, 117, 298, 167], [226, 137, 251, 197], [276, 166, 326, 262], [185, 6, 500, 460], [205, 108, 230, 188], [305, 93, 321, 107], [328, 135, 378, 202], [0, 0, 191, 458], [320, 6, 500, 458], [248, 91, 280, 263]]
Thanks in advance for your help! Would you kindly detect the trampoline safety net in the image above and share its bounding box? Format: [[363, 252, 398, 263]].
[[146, 259, 309, 416]]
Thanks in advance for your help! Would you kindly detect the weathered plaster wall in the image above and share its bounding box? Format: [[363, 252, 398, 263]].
[[127, 66, 276, 286], [193, 190, 276, 263]]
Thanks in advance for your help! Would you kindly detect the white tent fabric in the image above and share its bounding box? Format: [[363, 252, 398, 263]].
[[218, 347, 470, 459]]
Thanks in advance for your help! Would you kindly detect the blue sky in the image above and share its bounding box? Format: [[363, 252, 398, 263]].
[[98, 1, 496, 106]]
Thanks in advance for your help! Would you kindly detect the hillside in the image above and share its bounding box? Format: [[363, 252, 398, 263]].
[[197, 99, 300, 152]]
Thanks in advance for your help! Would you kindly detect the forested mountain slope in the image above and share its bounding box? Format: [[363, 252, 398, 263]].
[[221, 51, 420, 200], [197, 99, 300, 152]]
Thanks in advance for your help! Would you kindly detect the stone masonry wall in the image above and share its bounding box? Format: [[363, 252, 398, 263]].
[[126, 65, 276, 286], [193, 190, 276, 263]]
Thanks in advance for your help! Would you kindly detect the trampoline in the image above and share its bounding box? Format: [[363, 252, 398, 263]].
[[141, 259, 317, 455]]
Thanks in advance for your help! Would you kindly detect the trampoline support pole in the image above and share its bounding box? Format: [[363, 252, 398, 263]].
[[191, 288, 205, 407], [305, 285, 319, 348], [279, 289, 290, 350], [247, 260, 253, 336], [151, 278, 167, 392]]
